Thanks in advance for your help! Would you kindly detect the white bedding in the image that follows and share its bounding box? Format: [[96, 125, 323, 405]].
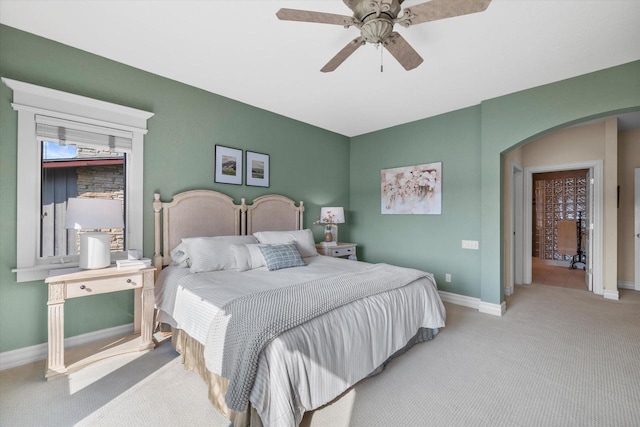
[[155, 256, 446, 427]]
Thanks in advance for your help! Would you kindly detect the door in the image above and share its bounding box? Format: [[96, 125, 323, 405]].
[[635, 168, 640, 291], [586, 169, 594, 292], [512, 163, 523, 292]]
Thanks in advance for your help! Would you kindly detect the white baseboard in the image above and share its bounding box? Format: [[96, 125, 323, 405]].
[[438, 291, 505, 317], [438, 290, 479, 309], [0, 323, 133, 371], [603, 289, 620, 300], [618, 280, 637, 290], [479, 300, 507, 316]]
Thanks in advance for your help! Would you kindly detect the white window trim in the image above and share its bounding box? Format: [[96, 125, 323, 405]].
[[2, 78, 154, 282]]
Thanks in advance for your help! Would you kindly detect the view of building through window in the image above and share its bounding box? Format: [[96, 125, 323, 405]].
[[40, 140, 125, 258]]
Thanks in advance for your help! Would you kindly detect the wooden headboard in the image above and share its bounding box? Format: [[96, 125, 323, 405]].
[[153, 190, 304, 271], [244, 194, 304, 235]]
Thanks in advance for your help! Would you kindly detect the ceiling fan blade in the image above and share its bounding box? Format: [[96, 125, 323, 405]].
[[276, 8, 358, 27], [383, 32, 424, 71], [399, 0, 491, 26], [321, 37, 366, 73]]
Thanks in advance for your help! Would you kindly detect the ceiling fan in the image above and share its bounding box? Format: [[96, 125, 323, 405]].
[[276, 0, 491, 72]]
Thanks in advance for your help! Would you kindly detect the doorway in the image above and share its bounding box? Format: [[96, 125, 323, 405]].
[[531, 169, 589, 290], [523, 161, 603, 295], [531, 169, 589, 289]]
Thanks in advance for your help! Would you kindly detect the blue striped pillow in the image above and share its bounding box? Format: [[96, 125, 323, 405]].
[[258, 243, 306, 271]]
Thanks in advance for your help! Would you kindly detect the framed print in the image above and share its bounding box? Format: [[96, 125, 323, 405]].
[[246, 151, 270, 187], [381, 161, 442, 215], [215, 145, 243, 185]]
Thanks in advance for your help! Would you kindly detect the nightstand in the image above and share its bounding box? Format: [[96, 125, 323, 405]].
[[44, 266, 156, 380], [316, 242, 358, 260]]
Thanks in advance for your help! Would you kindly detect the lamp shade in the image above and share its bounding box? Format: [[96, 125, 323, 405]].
[[64, 198, 123, 269], [64, 198, 124, 230], [320, 207, 345, 224]]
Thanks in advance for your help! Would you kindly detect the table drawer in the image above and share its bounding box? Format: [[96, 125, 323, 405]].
[[66, 273, 142, 298], [331, 246, 355, 257]]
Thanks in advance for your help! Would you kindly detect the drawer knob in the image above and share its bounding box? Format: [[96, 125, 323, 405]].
[[127, 279, 132, 284], [80, 285, 86, 290]]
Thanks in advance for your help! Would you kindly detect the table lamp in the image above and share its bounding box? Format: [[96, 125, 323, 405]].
[[64, 198, 124, 269], [320, 207, 345, 243]]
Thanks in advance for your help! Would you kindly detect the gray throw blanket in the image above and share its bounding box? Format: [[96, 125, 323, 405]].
[[205, 263, 432, 411]]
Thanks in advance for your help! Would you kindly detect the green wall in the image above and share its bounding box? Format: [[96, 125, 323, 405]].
[[0, 25, 350, 353], [350, 61, 640, 306], [350, 106, 482, 297]]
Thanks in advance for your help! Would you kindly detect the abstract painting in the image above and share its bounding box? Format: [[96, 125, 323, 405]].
[[381, 162, 442, 214]]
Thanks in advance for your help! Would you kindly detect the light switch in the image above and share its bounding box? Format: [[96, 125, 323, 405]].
[[462, 240, 479, 250]]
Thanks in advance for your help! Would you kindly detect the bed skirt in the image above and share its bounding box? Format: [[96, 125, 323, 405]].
[[171, 326, 438, 427], [172, 328, 259, 427]]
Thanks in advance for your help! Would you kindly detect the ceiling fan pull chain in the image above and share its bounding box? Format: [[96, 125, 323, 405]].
[[380, 43, 384, 73]]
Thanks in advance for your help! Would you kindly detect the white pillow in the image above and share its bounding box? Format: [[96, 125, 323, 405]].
[[170, 242, 190, 267], [253, 229, 318, 258], [231, 243, 267, 272], [182, 235, 258, 273]]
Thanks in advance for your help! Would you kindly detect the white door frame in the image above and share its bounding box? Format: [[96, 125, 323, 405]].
[[523, 160, 603, 295], [586, 168, 594, 291], [511, 161, 524, 294], [635, 168, 640, 291]]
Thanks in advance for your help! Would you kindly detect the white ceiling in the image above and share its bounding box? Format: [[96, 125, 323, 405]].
[[1, 0, 639, 137]]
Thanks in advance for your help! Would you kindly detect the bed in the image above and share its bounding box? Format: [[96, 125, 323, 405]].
[[152, 190, 446, 427]]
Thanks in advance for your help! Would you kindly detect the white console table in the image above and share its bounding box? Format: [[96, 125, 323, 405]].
[[44, 266, 156, 380]]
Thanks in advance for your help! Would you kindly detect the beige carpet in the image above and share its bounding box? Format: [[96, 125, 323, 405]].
[[1, 285, 639, 426]]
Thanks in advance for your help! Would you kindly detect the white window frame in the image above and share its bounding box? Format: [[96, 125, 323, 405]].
[[2, 78, 154, 282]]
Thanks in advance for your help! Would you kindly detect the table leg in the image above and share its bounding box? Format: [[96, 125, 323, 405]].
[[46, 282, 66, 379], [140, 269, 156, 350], [133, 287, 142, 334]]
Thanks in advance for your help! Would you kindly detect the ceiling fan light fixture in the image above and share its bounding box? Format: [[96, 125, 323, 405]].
[[277, 0, 492, 72], [361, 18, 394, 43], [350, 0, 402, 21]]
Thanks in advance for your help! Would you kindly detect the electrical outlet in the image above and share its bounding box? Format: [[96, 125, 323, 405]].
[[445, 273, 451, 282]]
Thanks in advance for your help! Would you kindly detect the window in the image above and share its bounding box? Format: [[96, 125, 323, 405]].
[[40, 138, 126, 258], [2, 78, 154, 282]]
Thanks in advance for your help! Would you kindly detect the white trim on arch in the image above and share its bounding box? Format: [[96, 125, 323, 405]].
[[523, 161, 603, 295]]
